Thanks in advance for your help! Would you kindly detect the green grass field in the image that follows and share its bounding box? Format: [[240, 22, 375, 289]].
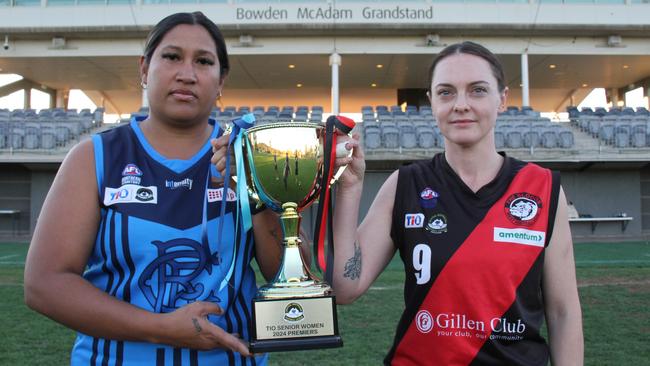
[[1, 242, 649, 365]]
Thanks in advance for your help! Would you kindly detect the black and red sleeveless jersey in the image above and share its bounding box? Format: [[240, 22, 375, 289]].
[[386, 153, 560, 366]]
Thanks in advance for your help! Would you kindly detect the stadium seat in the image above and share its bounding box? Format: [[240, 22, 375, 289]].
[[506, 131, 523, 148], [505, 106, 519, 116], [278, 111, 293, 120], [616, 124, 631, 135], [381, 124, 400, 149], [566, 106, 580, 119], [631, 132, 646, 148], [598, 123, 615, 144], [588, 117, 603, 136], [580, 107, 594, 115], [419, 106, 432, 116], [400, 123, 417, 149], [614, 130, 630, 148], [0, 122, 7, 149], [495, 130, 506, 149], [636, 107, 649, 116], [594, 107, 607, 117], [558, 131, 574, 148], [523, 131, 541, 148], [23, 123, 41, 149], [363, 124, 381, 150], [621, 107, 635, 116], [416, 125, 435, 149], [40, 127, 56, 149], [541, 131, 558, 148], [9, 127, 25, 149]]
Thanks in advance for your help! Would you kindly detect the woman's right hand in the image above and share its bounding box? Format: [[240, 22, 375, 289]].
[[159, 301, 251, 356], [210, 134, 234, 178]]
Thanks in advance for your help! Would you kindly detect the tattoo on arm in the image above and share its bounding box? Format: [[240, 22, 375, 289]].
[[192, 318, 202, 333], [343, 242, 362, 280]]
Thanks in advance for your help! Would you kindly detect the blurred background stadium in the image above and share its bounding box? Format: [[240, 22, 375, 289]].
[[1, 0, 649, 242]]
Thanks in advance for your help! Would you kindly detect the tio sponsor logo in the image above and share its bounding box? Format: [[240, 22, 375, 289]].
[[404, 213, 425, 228], [109, 188, 130, 202]]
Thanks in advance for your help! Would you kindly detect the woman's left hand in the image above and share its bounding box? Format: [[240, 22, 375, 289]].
[[211, 134, 235, 178], [334, 132, 365, 190]]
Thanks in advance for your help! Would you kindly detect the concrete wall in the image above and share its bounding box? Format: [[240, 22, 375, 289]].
[[0, 164, 31, 235], [29, 169, 56, 234], [562, 170, 643, 240]]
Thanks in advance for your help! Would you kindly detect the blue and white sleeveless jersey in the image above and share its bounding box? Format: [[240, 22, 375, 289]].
[[71, 118, 267, 366]]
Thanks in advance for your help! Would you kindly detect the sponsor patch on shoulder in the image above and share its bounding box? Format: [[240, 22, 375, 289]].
[[104, 185, 157, 206], [419, 187, 439, 208], [207, 188, 237, 202], [122, 164, 143, 176], [404, 213, 425, 228], [493, 227, 545, 247]]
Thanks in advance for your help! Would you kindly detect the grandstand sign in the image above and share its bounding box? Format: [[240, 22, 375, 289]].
[[231, 4, 434, 24]]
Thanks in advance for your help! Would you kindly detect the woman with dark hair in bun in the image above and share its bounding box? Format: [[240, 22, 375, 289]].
[[332, 42, 584, 365], [25, 12, 281, 365]]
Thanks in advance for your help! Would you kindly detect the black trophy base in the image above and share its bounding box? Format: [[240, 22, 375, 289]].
[[249, 335, 342, 353]]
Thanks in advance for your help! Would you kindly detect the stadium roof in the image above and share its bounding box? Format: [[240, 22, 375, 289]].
[[0, 2, 649, 114]]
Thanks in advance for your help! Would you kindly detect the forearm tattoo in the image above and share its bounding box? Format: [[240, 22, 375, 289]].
[[192, 318, 202, 333], [343, 242, 362, 280]]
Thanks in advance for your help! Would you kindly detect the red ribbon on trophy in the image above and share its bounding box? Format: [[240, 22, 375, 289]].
[[313, 115, 356, 283]]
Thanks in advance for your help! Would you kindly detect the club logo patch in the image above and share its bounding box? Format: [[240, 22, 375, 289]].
[[505, 193, 542, 226], [426, 214, 448, 234], [121, 164, 143, 185], [415, 310, 433, 333], [135, 188, 154, 202], [104, 185, 158, 206], [284, 303, 304, 322], [122, 164, 142, 176], [405, 213, 425, 228], [419, 187, 439, 208]]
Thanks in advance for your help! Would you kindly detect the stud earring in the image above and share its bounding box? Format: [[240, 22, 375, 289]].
[[141, 81, 147, 89]]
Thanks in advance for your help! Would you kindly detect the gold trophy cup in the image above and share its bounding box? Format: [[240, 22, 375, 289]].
[[242, 122, 343, 353]]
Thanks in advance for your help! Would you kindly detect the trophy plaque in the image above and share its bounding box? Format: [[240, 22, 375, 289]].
[[241, 122, 343, 353]]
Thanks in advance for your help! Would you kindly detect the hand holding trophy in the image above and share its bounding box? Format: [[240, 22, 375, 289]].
[[234, 116, 355, 353]]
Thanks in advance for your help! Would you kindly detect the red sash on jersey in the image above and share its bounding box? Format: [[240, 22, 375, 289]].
[[393, 163, 552, 366]]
